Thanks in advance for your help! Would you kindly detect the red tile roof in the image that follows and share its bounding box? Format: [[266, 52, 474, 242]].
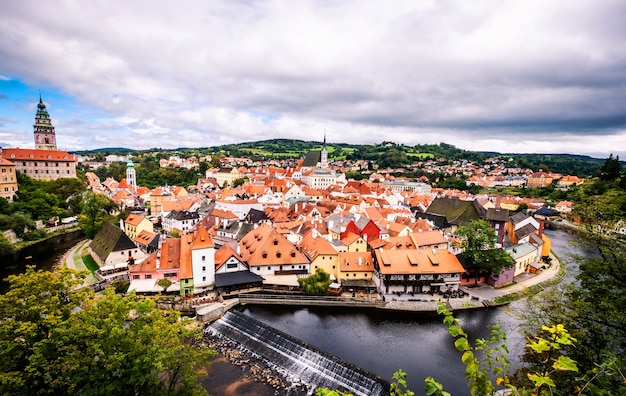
[[2, 148, 76, 162]]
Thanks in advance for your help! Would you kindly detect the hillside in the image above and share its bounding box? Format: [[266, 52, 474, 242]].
[[75, 139, 612, 177]]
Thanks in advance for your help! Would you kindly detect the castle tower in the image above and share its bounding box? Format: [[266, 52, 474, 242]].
[[126, 154, 137, 192], [320, 132, 328, 169], [33, 95, 57, 150]]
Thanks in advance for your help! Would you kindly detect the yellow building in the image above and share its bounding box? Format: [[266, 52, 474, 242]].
[[299, 230, 340, 280], [0, 158, 18, 202], [124, 213, 154, 240]]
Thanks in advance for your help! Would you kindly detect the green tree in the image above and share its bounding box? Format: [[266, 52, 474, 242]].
[[0, 267, 213, 395], [456, 220, 514, 285], [0, 233, 16, 256], [78, 192, 116, 238], [298, 268, 333, 295], [597, 153, 622, 182]]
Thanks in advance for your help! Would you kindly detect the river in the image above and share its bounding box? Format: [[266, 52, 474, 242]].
[[240, 228, 579, 394], [0, 229, 85, 292]]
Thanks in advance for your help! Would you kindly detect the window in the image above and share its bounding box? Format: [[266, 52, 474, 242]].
[[133, 275, 140, 280], [202, 276, 206, 281], [227, 263, 238, 269], [145, 274, 152, 279], [202, 266, 206, 272], [267, 266, 271, 270], [202, 255, 206, 261]]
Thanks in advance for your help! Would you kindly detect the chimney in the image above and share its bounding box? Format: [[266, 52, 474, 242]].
[[237, 245, 241, 255], [120, 219, 125, 230]]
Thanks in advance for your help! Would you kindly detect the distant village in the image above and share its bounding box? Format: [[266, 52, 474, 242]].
[[1, 97, 583, 304]]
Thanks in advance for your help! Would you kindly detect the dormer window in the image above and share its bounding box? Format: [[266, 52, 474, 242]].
[[291, 252, 296, 258], [48, 155, 52, 159], [276, 252, 281, 258], [29, 154, 34, 158], [262, 252, 267, 259], [273, 239, 278, 245]]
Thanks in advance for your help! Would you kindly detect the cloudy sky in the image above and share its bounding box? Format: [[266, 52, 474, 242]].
[[1, 0, 625, 158]]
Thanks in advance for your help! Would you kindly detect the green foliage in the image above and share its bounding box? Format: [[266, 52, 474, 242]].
[[78, 192, 116, 238], [157, 277, 172, 291], [11, 173, 86, 221], [597, 154, 622, 182], [0, 211, 35, 238], [456, 220, 515, 283], [0, 266, 213, 395], [0, 233, 16, 256], [298, 268, 333, 295], [390, 369, 415, 396]]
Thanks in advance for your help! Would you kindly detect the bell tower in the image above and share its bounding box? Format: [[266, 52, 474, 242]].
[[126, 154, 137, 192], [33, 94, 57, 150]]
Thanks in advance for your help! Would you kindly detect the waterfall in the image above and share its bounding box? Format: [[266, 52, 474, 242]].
[[206, 310, 390, 396]]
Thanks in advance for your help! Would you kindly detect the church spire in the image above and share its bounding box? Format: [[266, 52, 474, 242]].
[[320, 132, 328, 169], [33, 94, 57, 150]]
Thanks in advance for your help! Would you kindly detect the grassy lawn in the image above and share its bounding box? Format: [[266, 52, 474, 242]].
[[82, 254, 99, 272]]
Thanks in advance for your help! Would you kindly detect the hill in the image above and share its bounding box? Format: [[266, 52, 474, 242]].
[[74, 139, 612, 177]]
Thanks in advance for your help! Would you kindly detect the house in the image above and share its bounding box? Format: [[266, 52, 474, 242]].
[[214, 244, 264, 296], [189, 226, 216, 292], [504, 212, 543, 246], [124, 213, 154, 239], [162, 210, 200, 234], [89, 222, 146, 267], [373, 248, 465, 294], [527, 172, 553, 188], [0, 157, 18, 202], [340, 232, 368, 253], [506, 242, 541, 277], [299, 229, 340, 281], [238, 223, 310, 279], [418, 197, 483, 231], [133, 230, 160, 253], [409, 229, 448, 250], [337, 251, 375, 292], [128, 236, 181, 293]]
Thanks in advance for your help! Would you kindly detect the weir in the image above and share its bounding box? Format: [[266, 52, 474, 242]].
[[206, 310, 390, 396]]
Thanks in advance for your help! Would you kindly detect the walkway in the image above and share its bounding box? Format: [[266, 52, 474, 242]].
[[59, 239, 99, 286], [459, 252, 561, 302]]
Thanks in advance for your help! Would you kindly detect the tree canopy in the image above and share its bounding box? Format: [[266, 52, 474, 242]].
[[298, 268, 333, 295], [0, 267, 213, 395], [456, 220, 514, 283]]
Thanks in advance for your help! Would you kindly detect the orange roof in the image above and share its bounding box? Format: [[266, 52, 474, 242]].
[[179, 234, 194, 279], [374, 249, 464, 275], [410, 230, 448, 247], [0, 157, 15, 166], [160, 237, 181, 270], [1, 148, 76, 162], [125, 214, 146, 226], [132, 251, 157, 272], [340, 232, 362, 246], [338, 252, 373, 272], [383, 236, 416, 250], [214, 244, 244, 271], [191, 226, 215, 249], [238, 223, 309, 266], [133, 230, 157, 246], [299, 230, 337, 260]]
